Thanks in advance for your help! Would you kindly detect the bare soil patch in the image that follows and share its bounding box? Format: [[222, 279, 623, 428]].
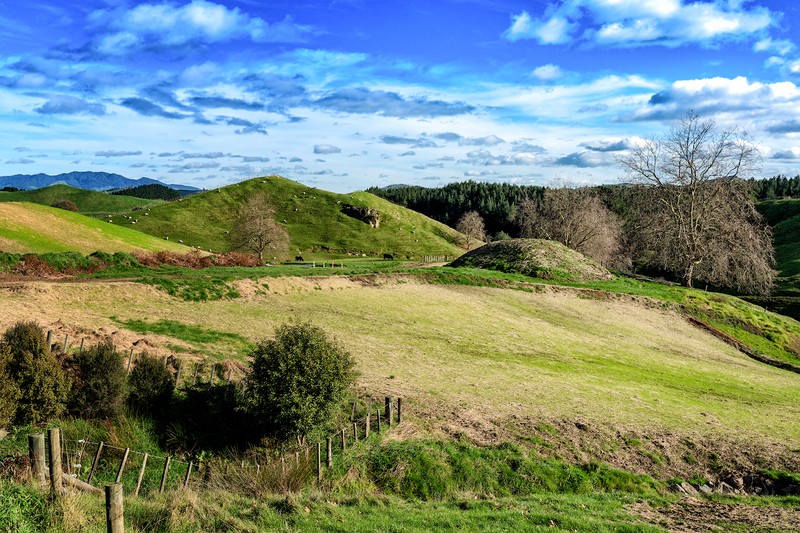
[[629, 498, 800, 532]]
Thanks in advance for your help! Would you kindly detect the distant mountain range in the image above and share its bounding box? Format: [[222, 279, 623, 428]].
[[0, 172, 200, 192]]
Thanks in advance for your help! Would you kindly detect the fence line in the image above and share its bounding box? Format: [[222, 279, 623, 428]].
[[38, 395, 404, 501]]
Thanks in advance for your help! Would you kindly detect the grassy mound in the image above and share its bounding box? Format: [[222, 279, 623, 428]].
[[0, 184, 158, 215], [0, 202, 191, 254], [106, 176, 464, 258], [449, 239, 613, 282]]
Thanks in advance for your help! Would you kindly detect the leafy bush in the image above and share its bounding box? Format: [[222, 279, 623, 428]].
[[245, 322, 357, 442], [127, 354, 174, 416], [1, 322, 69, 425], [66, 341, 127, 419], [50, 199, 78, 212], [0, 343, 20, 428]]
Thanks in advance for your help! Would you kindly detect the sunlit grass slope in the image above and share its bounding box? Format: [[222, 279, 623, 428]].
[[0, 202, 191, 254], [107, 176, 464, 258], [0, 184, 158, 215], [2, 276, 798, 447]]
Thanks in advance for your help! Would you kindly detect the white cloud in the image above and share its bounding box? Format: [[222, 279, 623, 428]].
[[504, 0, 776, 48], [313, 144, 341, 154], [504, 11, 574, 44], [620, 76, 800, 122], [92, 0, 312, 55], [532, 64, 564, 81]]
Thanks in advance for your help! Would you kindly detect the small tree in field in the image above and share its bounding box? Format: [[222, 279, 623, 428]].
[[456, 210, 487, 250], [127, 354, 174, 416], [66, 341, 127, 420], [0, 343, 20, 428], [228, 192, 290, 263], [245, 322, 357, 443], [1, 322, 69, 425]]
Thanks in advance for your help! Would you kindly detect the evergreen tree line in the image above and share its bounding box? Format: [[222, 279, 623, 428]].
[[370, 176, 798, 242], [366, 182, 545, 239], [749, 175, 800, 200], [112, 183, 181, 201]]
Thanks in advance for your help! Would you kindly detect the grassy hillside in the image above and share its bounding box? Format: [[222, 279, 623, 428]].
[[2, 274, 798, 452], [0, 202, 191, 254], [107, 176, 464, 258], [0, 184, 159, 215]]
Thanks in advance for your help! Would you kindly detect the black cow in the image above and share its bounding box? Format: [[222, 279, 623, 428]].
[[383, 253, 394, 260], [295, 256, 304, 261]]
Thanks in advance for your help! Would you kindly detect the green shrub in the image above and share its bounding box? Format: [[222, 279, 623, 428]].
[[1, 322, 69, 425], [66, 341, 127, 419], [245, 322, 357, 442], [50, 199, 78, 212], [127, 354, 174, 416], [0, 343, 20, 428]]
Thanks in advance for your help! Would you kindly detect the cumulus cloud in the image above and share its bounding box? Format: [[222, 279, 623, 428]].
[[314, 144, 341, 155], [504, 11, 574, 44], [314, 88, 474, 118], [618, 76, 800, 122], [35, 95, 106, 115], [190, 96, 264, 110], [503, 1, 775, 48], [767, 120, 800, 134], [771, 148, 800, 160], [532, 64, 565, 81], [90, 0, 313, 56], [553, 151, 606, 168], [580, 139, 633, 152], [216, 116, 268, 135], [431, 133, 505, 146], [463, 149, 540, 166], [511, 142, 547, 154], [121, 97, 186, 119], [95, 150, 142, 157]]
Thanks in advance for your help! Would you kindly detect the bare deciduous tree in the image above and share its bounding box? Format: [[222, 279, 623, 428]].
[[456, 210, 487, 250], [228, 192, 290, 263], [516, 185, 624, 268], [618, 112, 774, 294]]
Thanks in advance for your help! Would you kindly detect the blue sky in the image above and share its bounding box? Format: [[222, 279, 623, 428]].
[[1, 0, 799, 192]]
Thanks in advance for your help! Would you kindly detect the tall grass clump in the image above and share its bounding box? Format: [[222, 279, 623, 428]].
[[127, 354, 174, 417]]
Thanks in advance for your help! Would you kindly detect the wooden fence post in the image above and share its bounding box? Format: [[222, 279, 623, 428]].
[[353, 422, 358, 442], [28, 433, 46, 486], [48, 428, 62, 495], [79, 338, 85, 353], [316, 442, 322, 483], [175, 361, 182, 387], [385, 396, 393, 428], [88, 442, 104, 484], [105, 482, 124, 533], [326, 438, 333, 469], [134, 453, 148, 497], [46, 330, 52, 348], [126, 349, 133, 372], [365, 413, 370, 438], [115, 448, 130, 483], [159, 456, 171, 493], [183, 462, 193, 489], [397, 397, 403, 425], [209, 365, 215, 384], [192, 363, 199, 385], [63, 334, 69, 353]]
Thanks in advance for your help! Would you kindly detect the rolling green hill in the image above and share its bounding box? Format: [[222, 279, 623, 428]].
[[756, 199, 800, 287], [0, 202, 191, 254], [108, 176, 465, 258], [0, 184, 160, 215]]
